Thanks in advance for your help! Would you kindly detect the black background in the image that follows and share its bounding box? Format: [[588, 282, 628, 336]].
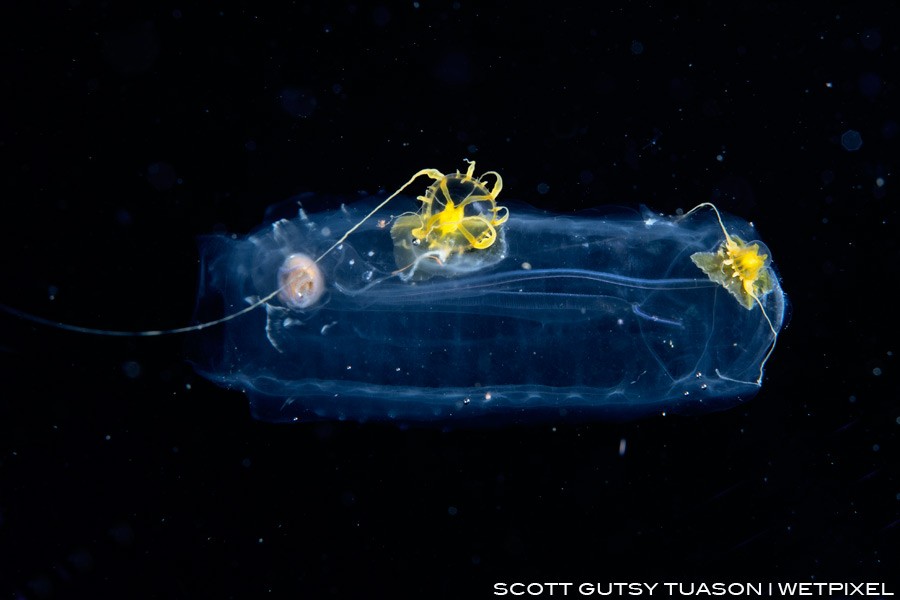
[[1, 2, 897, 598]]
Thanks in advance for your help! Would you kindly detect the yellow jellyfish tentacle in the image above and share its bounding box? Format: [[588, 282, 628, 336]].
[[454, 217, 496, 250]]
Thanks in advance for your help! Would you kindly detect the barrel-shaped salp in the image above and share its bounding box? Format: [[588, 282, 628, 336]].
[[192, 199, 786, 423]]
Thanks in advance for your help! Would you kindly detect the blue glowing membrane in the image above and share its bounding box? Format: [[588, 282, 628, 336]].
[[192, 162, 786, 423]]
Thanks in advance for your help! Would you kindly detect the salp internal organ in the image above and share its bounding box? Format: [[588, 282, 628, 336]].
[[193, 161, 786, 423]]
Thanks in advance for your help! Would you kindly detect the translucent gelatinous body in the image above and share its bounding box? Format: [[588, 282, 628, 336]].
[[193, 198, 786, 423]]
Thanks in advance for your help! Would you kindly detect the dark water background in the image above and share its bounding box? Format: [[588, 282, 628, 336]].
[[1, 2, 897, 598]]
